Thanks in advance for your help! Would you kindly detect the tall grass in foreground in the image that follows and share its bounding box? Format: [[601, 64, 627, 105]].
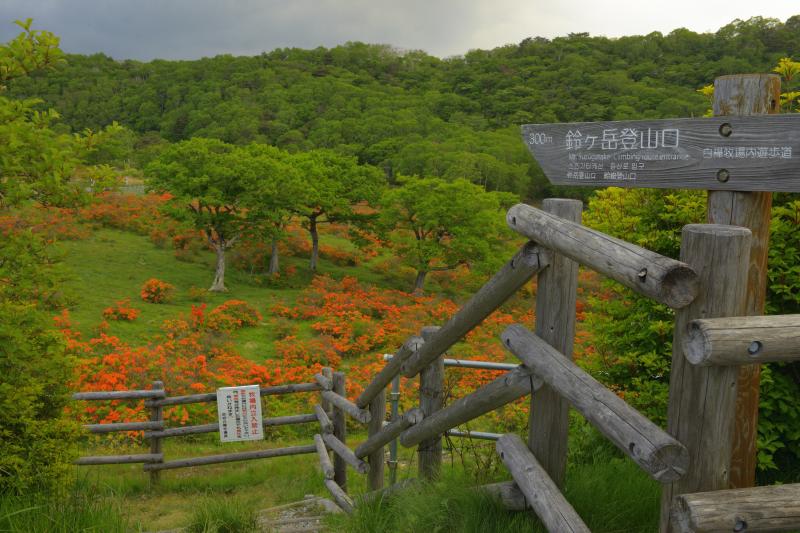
[[327, 457, 660, 533], [187, 495, 258, 533], [0, 492, 127, 533]]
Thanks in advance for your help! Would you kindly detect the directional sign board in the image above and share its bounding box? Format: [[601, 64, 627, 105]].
[[521, 115, 800, 192], [217, 385, 264, 443]]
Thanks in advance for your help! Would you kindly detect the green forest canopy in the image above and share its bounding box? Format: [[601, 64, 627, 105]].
[[6, 15, 800, 199]]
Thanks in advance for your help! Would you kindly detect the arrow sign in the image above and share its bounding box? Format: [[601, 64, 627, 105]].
[[521, 115, 800, 192]]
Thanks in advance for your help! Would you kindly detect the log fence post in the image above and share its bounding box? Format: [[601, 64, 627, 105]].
[[528, 198, 581, 488], [659, 224, 752, 532], [148, 380, 164, 485], [418, 326, 444, 480], [332, 371, 347, 491], [366, 389, 386, 491], [388, 373, 400, 486], [321, 367, 333, 416], [709, 73, 780, 488]]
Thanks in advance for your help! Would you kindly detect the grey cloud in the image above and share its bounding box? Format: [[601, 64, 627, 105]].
[[0, 1, 797, 61]]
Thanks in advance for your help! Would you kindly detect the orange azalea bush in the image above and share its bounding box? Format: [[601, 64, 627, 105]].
[[62, 308, 319, 438], [102, 299, 140, 321], [205, 300, 263, 332], [140, 278, 175, 303]]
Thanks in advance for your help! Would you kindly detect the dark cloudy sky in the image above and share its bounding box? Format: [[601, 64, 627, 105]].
[[1, 1, 797, 60]]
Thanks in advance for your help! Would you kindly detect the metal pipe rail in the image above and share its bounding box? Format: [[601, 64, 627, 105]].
[[446, 429, 501, 441], [383, 353, 517, 372]]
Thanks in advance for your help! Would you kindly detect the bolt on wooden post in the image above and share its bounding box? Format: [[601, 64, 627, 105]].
[[418, 326, 444, 480], [709, 73, 780, 489], [528, 198, 582, 488], [659, 224, 752, 533], [332, 371, 348, 491], [148, 380, 165, 485]]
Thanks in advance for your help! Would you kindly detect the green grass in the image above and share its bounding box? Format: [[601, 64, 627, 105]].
[[187, 495, 258, 533], [55, 227, 408, 361], [328, 457, 660, 533], [0, 492, 128, 533]]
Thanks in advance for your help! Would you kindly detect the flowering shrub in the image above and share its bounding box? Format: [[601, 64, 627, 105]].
[[78, 192, 173, 235], [205, 300, 262, 332], [140, 278, 175, 303], [102, 299, 140, 321]]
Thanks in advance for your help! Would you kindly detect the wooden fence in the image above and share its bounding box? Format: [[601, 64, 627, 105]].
[[73, 379, 336, 485], [305, 199, 800, 532], [73, 200, 800, 529]]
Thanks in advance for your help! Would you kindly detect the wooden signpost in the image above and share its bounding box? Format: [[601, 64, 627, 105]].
[[521, 73, 798, 503], [522, 114, 800, 192]]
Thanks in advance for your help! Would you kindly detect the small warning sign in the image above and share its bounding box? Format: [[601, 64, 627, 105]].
[[216, 385, 264, 443]]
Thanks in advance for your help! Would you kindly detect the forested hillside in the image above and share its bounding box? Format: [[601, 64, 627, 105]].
[[7, 16, 799, 198]]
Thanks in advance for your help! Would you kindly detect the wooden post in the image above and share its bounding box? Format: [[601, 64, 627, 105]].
[[148, 380, 164, 485], [366, 389, 386, 491], [660, 224, 752, 532], [528, 198, 581, 488], [321, 367, 333, 416], [332, 371, 347, 491], [709, 73, 781, 489], [418, 327, 444, 480]]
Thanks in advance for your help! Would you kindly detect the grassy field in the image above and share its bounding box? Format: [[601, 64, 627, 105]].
[[39, 224, 666, 532]]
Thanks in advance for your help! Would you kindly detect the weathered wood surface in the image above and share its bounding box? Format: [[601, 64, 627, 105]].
[[75, 453, 163, 465], [148, 381, 165, 483], [314, 433, 335, 480], [521, 114, 800, 192], [660, 224, 752, 532], [332, 372, 348, 491], [366, 389, 386, 491], [418, 351, 444, 480], [84, 420, 164, 434], [324, 479, 354, 514], [322, 433, 369, 475], [710, 73, 780, 490], [507, 203, 698, 308], [671, 483, 800, 533], [497, 434, 591, 532], [528, 198, 582, 488], [321, 367, 333, 414], [314, 372, 333, 391], [356, 336, 424, 408], [503, 324, 688, 483], [401, 242, 549, 378], [321, 390, 371, 424], [400, 365, 542, 448], [148, 382, 322, 407], [480, 481, 529, 511], [314, 404, 334, 434], [684, 315, 800, 366], [355, 408, 423, 459], [73, 389, 166, 401], [142, 444, 316, 471], [144, 413, 317, 439]]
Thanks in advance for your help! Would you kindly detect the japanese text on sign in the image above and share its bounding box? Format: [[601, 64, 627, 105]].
[[564, 128, 680, 150], [216, 385, 264, 443]]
